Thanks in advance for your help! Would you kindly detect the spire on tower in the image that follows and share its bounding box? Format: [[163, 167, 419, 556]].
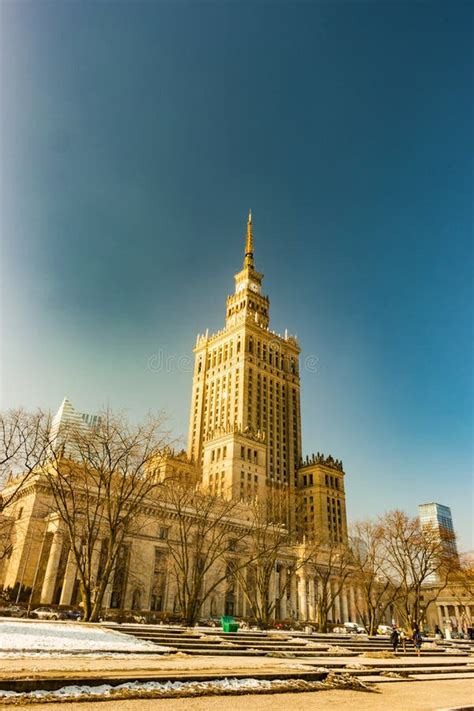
[[244, 209, 254, 268]]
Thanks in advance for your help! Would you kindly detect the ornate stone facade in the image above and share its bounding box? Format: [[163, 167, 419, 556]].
[[189, 213, 347, 538]]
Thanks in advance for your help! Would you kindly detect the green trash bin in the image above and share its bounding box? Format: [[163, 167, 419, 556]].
[[221, 615, 239, 633]]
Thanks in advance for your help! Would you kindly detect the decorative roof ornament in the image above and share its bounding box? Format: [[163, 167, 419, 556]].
[[244, 209, 254, 268]]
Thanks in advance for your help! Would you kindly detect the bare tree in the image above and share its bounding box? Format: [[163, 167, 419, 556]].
[[444, 554, 474, 629], [230, 495, 300, 629], [307, 534, 353, 632], [45, 409, 172, 621], [457, 555, 474, 600], [0, 409, 51, 559], [380, 509, 458, 632], [160, 478, 249, 626], [349, 519, 401, 634]]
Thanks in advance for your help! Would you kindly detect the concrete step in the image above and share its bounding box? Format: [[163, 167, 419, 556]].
[[408, 672, 474, 681], [360, 672, 474, 683], [352, 666, 474, 677], [136, 639, 460, 656]]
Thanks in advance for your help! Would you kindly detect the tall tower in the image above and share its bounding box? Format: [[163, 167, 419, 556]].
[[187, 213, 301, 513]]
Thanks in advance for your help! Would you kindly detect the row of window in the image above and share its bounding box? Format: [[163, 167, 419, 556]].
[[327, 495, 344, 540], [210, 446, 227, 461], [196, 336, 299, 377], [227, 297, 268, 320], [248, 338, 297, 374], [325, 474, 340, 490], [197, 339, 242, 372], [241, 471, 258, 482], [240, 446, 259, 464]]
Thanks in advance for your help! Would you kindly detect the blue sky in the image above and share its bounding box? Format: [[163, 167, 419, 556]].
[[1, 1, 472, 549]]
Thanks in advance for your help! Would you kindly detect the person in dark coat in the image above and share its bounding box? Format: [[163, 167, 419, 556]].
[[390, 625, 400, 653], [413, 629, 423, 657]]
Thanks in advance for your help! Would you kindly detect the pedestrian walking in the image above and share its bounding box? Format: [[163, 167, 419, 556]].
[[413, 629, 423, 657], [399, 627, 407, 653], [390, 625, 399, 653], [434, 624, 444, 639]]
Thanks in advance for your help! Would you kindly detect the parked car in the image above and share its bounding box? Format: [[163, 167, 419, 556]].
[[0, 605, 28, 618], [31, 606, 61, 620], [61, 608, 82, 621], [377, 624, 393, 636], [344, 622, 366, 634], [198, 616, 221, 628]]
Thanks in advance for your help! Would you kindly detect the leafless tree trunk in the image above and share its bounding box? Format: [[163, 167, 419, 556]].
[[160, 478, 247, 626], [307, 535, 352, 632], [450, 556, 474, 627], [230, 495, 300, 629], [380, 509, 458, 633], [350, 519, 401, 634], [45, 409, 172, 621]]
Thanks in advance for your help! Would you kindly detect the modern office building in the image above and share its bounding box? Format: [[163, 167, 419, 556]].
[[418, 502, 458, 559], [49, 397, 101, 455]]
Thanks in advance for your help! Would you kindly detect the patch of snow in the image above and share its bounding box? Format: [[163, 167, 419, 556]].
[[0, 621, 172, 654], [0, 651, 173, 659], [0, 676, 327, 700]]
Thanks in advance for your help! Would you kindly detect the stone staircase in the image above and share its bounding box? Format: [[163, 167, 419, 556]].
[[100, 623, 474, 684], [103, 623, 474, 658], [2, 625, 472, 695]]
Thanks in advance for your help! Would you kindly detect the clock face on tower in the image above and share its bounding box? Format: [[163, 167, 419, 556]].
[[236, 279, 260, 294]]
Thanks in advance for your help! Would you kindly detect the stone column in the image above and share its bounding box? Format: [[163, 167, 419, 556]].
[[280, 566, 287, 619], [316, 579, 323, 626], [349, 586, 357, 623], [308, 577, 316, 621], [103, 562, 116, 611], [356, 586, 364, 624], [270, 566, 278, 622], [59, 549, 77, 606], [341, 590, 349, 622], [40, 532, 63, 603], [454, 605, 461, 631], [328, 581, 333, 622], [437, 605, 443, 629], [334, 590, 341, 623], [90, 542, 102, 607], [290, 573, 298, 619], [298, 575, 307, 620]]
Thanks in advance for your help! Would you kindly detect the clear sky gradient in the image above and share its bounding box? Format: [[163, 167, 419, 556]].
[[1, 1, 472, 549]]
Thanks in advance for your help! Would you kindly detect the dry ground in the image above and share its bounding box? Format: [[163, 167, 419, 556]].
[[1, 653, 466, 680], [1, 680, 473, 711]]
